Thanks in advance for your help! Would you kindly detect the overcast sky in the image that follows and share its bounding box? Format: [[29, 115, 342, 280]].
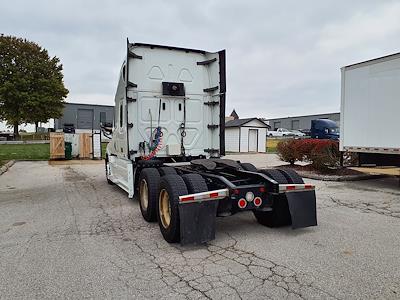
[[1, 0, 400, 122]]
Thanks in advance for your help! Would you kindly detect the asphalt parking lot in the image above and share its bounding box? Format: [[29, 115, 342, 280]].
[[0, 155, 399, 299]]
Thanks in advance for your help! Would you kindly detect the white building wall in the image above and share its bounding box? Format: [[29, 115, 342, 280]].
[[240, 127, 249, 152], [258, 128, 267, 152], [225, 128, 240, 152]]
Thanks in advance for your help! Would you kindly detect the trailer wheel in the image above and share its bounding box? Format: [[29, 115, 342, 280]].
[[105, 156, 114, 185], [277, 168, 304, 184], [259, 169, 288, 184], [182, 174, 208, 193], [254, 168, 291, 227], [240, 163, 258, 172], [138, 168, 160, 222], [157, 175, 188, 243], [158, 166, 177, 176]]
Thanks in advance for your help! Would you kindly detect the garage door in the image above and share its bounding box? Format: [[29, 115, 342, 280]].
[[77, 109, 94, 129], [248, 129, 258, 152]]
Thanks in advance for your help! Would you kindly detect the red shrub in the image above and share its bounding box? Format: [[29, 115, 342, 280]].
[[306, 139, 340, 170], [277, 139, 340, 170], [276, 139, 304, 165]]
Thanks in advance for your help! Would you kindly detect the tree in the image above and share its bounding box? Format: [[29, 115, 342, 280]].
[[0, 35, 68, 136]]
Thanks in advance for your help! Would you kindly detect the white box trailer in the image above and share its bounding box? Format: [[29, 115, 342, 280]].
[[104, 41, 317, 245], [340, 53, 400, 167]]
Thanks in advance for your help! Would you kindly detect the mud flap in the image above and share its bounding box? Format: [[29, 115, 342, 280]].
[[286, 190, 317, 229], [179, 200, 219, 245]]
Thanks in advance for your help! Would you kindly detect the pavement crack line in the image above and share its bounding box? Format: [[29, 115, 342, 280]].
[[328, 195, 400, 219], [100, 224, 340, 299]]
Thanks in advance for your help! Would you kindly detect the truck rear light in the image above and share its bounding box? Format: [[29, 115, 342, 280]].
[[210, 192, 219, 198], [245, 191, 254, 202], [305, 184, 313, 189], [286, 185, 296, 191], [259, 186, 266, 193], [253, 197, 262, 207], [238, 198, 247, 209]]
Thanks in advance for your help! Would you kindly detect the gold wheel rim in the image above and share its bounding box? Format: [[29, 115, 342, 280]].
[[159, 189, 171, 229], [139, 179, 149, 210]]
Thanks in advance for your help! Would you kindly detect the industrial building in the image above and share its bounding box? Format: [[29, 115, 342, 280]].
[[265, 112, 340, 131], [54, 103, 114, 131]]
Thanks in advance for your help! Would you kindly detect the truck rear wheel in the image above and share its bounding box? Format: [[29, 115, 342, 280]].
[[138, 168, 160, 222], [157, 175, 188, 243], [240, 163, 258, 172], [254, 168, 291, 227], [181, 174, 208, 193], [158, 166, 177, 176], [277, 168, 304, 184], [259, 168, 288, 184]]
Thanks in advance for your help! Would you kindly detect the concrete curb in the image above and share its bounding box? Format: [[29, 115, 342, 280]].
[[0, 160, 15, 176], [294, 170, 387, 182]]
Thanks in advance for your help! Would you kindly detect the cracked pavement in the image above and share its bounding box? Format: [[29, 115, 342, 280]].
[[0, 160, 399, 299]]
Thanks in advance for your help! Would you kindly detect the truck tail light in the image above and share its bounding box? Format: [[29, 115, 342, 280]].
[[254, 197, 262, 207], [238, 198, 247, 209]]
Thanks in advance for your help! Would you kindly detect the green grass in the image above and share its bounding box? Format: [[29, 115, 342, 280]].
[[0, 144, 50, 161], [266, 147, 277, 153], [102, 142, 109, 158]]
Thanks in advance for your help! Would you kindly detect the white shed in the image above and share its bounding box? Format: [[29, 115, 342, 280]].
[[225, 118, 269, 153]]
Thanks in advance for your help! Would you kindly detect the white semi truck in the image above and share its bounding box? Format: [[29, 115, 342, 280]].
[[104, 40, 317, 245], [341, 53, 400, 170]]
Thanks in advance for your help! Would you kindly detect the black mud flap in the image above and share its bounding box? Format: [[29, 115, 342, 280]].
[[286, 190, 317, 229], [179, 200, 218, 245]]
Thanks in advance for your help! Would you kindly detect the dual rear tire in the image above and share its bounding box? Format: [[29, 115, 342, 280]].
[[138, 168, 160, 222], [158, 174, 208, 243], [253, 168, 303, 227], [138, 168, 208, 243]]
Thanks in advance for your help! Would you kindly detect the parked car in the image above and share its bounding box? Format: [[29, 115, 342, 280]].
[[290, 130, 306, 137], [299, 129, 311, 136], [63, 123, 75, 134], [0, 132, 15, 141], [268, 128, 293, 137]]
